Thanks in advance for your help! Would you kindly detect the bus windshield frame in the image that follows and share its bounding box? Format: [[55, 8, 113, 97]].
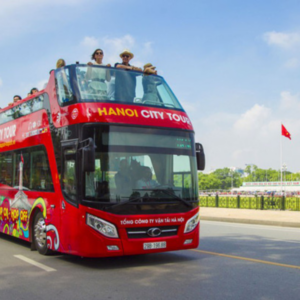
[[55, 64, 183, 110], [77, 125, 198, 214]]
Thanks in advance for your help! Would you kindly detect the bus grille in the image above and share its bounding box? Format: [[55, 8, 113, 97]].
[[126, 226, 179, 239]]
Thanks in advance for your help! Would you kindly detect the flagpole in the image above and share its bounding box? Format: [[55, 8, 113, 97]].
[[280, 123, 283, 196]]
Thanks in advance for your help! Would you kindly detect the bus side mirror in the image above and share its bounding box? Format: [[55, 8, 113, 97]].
[[82, 138, 95, 172], [196, 143, 205, 171]]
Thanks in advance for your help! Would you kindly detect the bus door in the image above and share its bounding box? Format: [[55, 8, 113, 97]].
[[60, 139, 80, 254]]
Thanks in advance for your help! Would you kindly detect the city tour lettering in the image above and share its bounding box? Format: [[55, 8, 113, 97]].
[[98, 107, 191, 125]]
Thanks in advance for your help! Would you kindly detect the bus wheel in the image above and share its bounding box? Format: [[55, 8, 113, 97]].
[[33, 212, 51, 255]]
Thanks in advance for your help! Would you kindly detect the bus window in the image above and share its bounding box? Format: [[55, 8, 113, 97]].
[[19, 102, 32, 117], [30, 147, 54, 191], [73, 65, 183, 109], [62, 149, 77, 202], [56, 68, 74, 104], [0, 152, 13, 187], [13, 152, 30, 190], [156, 83, 177, 108], [82, 125, 198, 203], [173, 155, 195, 198], [31, 95, 44, 112], [2, 109, 14, 123]]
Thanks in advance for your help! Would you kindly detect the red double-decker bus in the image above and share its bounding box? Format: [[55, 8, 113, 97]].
[[0, 64, 205, 257]]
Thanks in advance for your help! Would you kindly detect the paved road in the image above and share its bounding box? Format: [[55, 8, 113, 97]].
[[0, 221, 299, 300]]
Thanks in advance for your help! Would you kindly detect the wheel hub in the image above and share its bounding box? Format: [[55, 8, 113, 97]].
[[34, 217, 47, 248]]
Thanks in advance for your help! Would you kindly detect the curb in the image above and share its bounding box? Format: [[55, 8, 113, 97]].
[[201, 216, 300, 228]]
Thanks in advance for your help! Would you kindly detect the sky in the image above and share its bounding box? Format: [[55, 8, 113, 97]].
[[1, 0, 300, 172]]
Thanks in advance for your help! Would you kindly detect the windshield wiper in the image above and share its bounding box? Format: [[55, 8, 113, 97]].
[[153, 189, 193, 208], [105, 189, 194, 211]]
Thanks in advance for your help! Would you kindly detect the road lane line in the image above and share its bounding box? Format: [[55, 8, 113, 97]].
[[190, 249, 300, 270], [201, 220, 300, 232], [14, 255, 56, 272]]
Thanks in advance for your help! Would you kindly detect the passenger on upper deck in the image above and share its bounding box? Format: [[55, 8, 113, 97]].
[[56, 59, 66, 68], [8, 95, 22, 106], [30, 88, 39, 95], [142, 63, 160, 103], [114, 49, 142, 103], [55, 58, 72, 102], [143, 63, 157, 75], [86, 48, 111, 100]]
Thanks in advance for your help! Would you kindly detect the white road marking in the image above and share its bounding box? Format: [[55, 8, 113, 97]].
[[14, 255, 56, 272]]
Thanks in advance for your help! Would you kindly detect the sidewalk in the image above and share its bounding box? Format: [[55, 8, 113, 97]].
[[200, 207, 300, 228]]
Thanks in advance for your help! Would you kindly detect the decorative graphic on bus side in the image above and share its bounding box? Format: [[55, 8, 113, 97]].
[[0, 154, 60, 251]]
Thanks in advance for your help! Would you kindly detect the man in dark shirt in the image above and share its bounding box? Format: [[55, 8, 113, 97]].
[[114, 49, 142, 103], [115, 159, 132, 197]]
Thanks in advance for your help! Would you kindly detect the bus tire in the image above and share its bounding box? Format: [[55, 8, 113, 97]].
[[33, 211, 51, 255]]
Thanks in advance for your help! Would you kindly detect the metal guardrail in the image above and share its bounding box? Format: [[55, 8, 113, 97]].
[[200, 196, 300, 211]]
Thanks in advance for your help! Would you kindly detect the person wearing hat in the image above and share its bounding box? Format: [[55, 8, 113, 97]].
[[143, 63, 157, 75], [114, 49, 142, 103], [142, 63, 159, 103]]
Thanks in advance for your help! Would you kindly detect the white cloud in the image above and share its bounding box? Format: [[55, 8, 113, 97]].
[[81, 36, 99, 48], [37, 79, 48, 90], [233, 104, 271, 132], [263, 31, 300, 49], [103, 34, 136, 63], [232, 148, 253, 160], [193, 94, 300, 171], [279, 91, 300, 111], [79, 34, 154, 67], [143, 42, 154, 56]]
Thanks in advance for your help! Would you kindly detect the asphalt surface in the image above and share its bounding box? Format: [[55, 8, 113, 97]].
[[200, 207, 300, 227], [1, 220, 300, 300]]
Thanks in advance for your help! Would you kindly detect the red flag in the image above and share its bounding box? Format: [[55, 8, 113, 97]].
[[282, 124, 291, 140]]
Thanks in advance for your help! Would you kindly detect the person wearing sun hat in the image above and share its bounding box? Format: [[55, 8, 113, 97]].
[[114, 49, 142, 102], [142, 63, 159, 103], [143, 63, 157, 75]]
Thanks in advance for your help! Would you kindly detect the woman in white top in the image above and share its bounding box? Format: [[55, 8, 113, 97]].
[[86, 49, 111, 99]]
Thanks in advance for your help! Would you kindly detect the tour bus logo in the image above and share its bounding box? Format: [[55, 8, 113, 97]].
[[147, 227, 162, 237], [71, 108, 79, 120]]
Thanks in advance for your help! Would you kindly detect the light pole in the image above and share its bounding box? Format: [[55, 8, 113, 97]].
[[282, 163, 287, 196], [230, 171, 233, 195]]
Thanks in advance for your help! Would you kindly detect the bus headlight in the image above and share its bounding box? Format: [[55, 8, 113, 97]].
[[184, 212, 200, 233], [86, 214, 119, 238]]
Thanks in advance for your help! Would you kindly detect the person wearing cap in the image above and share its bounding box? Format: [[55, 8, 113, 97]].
[[142, 63, 159, 103], [114, 49, 142, 102]]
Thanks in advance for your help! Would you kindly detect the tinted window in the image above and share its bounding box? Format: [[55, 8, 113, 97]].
[[0, 146, 54, 192]]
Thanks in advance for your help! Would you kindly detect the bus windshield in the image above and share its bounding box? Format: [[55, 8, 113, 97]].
[[82, 125, 198, 211], [55, 65, 183, 109]]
